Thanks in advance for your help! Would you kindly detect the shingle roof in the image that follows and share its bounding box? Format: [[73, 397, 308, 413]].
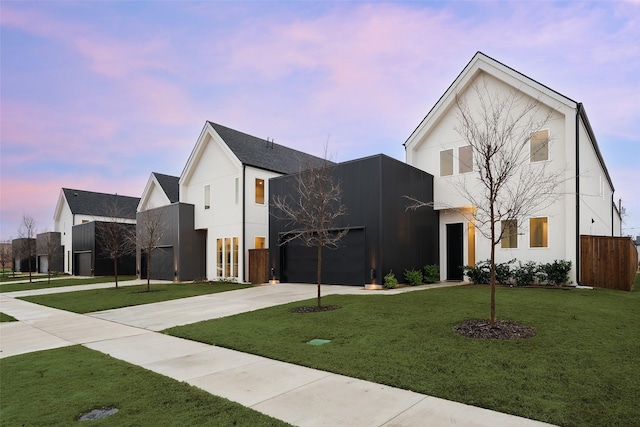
[[208, 122, 330, 174], [62, 188, 140, 219], [152, 172, 179, 203]]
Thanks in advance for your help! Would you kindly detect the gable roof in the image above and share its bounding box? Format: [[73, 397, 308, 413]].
[[152, 172, 179, 203], [208, 122, 329, 174], [61, 188, 140, 219]]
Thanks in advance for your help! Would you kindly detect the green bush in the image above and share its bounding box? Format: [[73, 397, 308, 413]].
[[540, 260, 572, 286], [513, 261, 539, 286], [383, 271, 398, 289], [464, 261, 490, 284], [495, 259, 514, 285], [423, 264, 440, 283], [404, 269, 423, 286]]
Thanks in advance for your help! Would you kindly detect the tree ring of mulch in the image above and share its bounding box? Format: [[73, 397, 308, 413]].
[[455, 319, 535, 340], [78, 407, 119, 421], [289, 305, 340, 313]]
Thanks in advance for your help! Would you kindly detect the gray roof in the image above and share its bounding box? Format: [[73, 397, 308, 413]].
[[62, 188, 140, 219], [152, 172, 179, 203], [208, 122, 330, 174]]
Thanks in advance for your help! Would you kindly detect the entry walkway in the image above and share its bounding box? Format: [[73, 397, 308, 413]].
[[0, 283, 554, 427]]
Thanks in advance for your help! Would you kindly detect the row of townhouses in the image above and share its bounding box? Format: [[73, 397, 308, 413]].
[[14, 52, 630, 287]]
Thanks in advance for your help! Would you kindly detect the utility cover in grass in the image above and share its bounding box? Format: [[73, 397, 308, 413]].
[[307, 339, 331, 346]]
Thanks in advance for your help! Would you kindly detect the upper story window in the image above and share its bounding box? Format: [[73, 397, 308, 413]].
[[255, 178, 265, 204], [204, 185, 211, 209], [530, 129, 549, 162], [500, 220, 518, 249], [440, 149, 453, 176], [530, 217, 548, 248], [235, 178, 239, 205], [459, 145, 473, 174]]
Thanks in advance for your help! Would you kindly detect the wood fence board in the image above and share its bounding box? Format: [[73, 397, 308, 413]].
[[580, 235, 638, 291]]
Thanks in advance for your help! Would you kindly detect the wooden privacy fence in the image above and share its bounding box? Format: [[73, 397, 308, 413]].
[[580, 235, 638, 291], [248, 249, 269, 285]]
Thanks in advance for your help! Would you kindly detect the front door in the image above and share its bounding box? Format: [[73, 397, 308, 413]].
[[446, 223, 464, 281]]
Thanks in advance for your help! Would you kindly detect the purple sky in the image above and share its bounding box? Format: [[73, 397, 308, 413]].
[[1, 1, 639, 240]]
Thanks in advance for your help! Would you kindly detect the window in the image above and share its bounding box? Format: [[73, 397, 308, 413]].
[[467, 222, 476, 267], [255, 178, 265, 204], [530, 217, 548, 248], [81, 220, 89, 224], [216, 239, 223, 276], [440, 149, 453, 176], [459, 145, 473, 174], [530, 130, 549, 162], [501, 220, 518, 248], [204, 185, 210, 209], [217, 236, 240, 278], [255, 237, 266, 249], [235, 178, 239, 204]]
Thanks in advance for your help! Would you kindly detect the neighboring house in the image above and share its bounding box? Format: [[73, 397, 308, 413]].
[[11, 238, 36, 273], [269, 154, 439, 286], [35, 232, 63, 274], [178, 121, 327, 282], [72, 221, 136, 276], [136, 172, 206, 282], [53, 188, 140, 274], [404, 52, 621, 284]]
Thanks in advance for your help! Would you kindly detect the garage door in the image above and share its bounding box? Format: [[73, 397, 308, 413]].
[[280, 229, 365, 285], [141, 247, 174, 281], [75, 252, 92, 276]]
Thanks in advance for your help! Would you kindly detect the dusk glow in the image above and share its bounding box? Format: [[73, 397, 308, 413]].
[[1, 1, 639, 239]]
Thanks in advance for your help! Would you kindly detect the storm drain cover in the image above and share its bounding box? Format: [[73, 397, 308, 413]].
[[78, 407, 119, 421], [307, 339, 331, 346]]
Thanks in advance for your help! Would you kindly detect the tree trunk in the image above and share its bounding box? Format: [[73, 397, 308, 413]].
[[114, 254, 119, 289], [490, 219, 496, 326], [317, 244, 322, 307]]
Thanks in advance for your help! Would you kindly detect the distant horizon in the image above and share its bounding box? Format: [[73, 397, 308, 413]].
[[2, 1, 639, 239]]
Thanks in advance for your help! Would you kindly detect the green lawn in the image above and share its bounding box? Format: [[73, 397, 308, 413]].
[[0, 345, 289, 426], [0, 312, 17, 322], [165, 278, 640, 427], [19, 282, 251, 313], [0, 275, 136, 293]]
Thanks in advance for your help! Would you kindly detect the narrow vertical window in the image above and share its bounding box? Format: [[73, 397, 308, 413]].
[[467, 223, 476, 267], [235, 178, 239, 204], [530, 130, 549, 162], [255, 178, 265, 204], [232, 237, 239, 278], [204, 185, 211, 209], [216, 238, 223, 276], [440, 149, 453, 176], [530, 217, 548, 248], [501, 220, 518, 248], [459, 145, 473, 174], [225, 237, 231, 277]]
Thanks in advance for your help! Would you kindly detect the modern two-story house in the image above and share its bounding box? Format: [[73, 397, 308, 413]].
[[404, 52, 621, 284]]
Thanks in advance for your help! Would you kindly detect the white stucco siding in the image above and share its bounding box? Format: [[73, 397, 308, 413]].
[[141, 181, 170, 211], [578, 120, 615, 237], [54, 199, 73, 273]]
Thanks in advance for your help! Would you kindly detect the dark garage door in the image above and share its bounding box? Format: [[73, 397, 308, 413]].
[[281, 229, 365, 285], [75, 252, 92, 276], [142, 247, 174, 281]]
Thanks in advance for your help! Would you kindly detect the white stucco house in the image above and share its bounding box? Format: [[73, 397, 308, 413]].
[[178, 121, 327, 282], [53, 188, 140, 274], [404, 52, 621, 285], [138, 172, 180, 212]]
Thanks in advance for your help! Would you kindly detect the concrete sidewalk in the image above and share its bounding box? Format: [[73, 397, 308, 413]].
[[1, 278, 165, 297], [0, 283, 555, 427]]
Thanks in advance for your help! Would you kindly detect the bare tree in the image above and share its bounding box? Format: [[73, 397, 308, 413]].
[[0, 240, 12, 278], [96, 201, 137, 289], [136, 207, 166, 291], [272, 156, 347, 308], [408, 79, 563, 325], [38, 230, 63, 284], [17, 214, 37, 283]]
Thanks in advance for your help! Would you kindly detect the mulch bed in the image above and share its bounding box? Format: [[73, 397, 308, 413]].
[[455, 319, 535, 340], [289, 305, 340, 313]]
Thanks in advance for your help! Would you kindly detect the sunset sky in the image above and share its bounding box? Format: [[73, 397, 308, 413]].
[[1, 1, 639, 240]]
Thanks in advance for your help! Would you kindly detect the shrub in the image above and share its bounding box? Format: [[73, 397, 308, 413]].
[[495, 260, 514, 285], [423, 264, 440, 283], [512, 261, 539, 286], [404, 269, 423, 286], [540, 260, 572, 286], [464, 261, 490, 284], [383, 271, 398, 289]]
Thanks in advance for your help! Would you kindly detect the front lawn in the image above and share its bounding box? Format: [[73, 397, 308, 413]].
[[19, 282, 251, 313], [0, 275, 136, 293], [165, 280, 640, 427], [0, 312, 17, 322], [0, 345, 289, 426]]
